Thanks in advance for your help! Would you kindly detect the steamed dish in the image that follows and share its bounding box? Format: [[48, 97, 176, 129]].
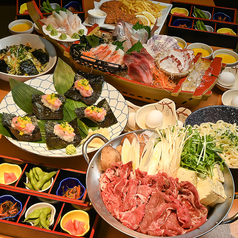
[[0, 44, 49, 76]]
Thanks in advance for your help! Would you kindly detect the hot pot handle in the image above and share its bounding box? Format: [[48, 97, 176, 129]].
[[82, 133, 109, 164], [221, 194, 238, 225]]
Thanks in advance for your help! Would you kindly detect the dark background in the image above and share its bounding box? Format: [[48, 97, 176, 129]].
[[0, 1, 18, 39]]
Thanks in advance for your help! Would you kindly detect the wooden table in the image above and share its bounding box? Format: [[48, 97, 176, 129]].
[[1, 0, 238, 237]]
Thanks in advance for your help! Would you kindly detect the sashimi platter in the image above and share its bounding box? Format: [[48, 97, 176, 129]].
[[35, 0, 224, 106]]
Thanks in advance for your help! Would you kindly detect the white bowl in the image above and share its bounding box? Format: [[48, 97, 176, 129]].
[[205, 25, 214, 32], [25, 176, 54, 192], [216, 67, 238, 91], [172, 36, 187, 49], [25, 202, 56, 227], [187, 42, 213, 59], [0, 34, 57, 82], [8, 19, 34, 35], [213, 49, 238, 67], [88, 9, 107, 25], [193, 10, 211, 20], [222, 89, 238, 107]]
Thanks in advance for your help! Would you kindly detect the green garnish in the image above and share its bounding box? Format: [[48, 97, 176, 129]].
[[180, 126, 224, 177], [71, 33, 79, 39], [50, 28, 58, 36]]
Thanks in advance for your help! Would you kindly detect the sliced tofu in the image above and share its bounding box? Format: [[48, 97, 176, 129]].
[[209, 180, 227, 207], [176, 167, 197, 187], [213, 164, 224, 183], [197, 176, 226, 207]]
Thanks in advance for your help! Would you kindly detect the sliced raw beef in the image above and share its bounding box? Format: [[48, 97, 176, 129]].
[[100, 161, 208, 237]]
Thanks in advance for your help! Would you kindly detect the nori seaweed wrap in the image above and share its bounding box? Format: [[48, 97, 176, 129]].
[[32, 49, 49, 65], [0, 59, 10, 73], [45, 118, 81, 150], [2, 112, 41, 142], [19, 59, 39, 75], [75, 98, 117, 128], [32, 94, 66, 120], [64, 70, 104, 105]]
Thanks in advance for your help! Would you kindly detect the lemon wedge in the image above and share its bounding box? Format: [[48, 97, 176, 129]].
[[142, 11, 156, 25], [136, 15, 150, 26], [19, 3, 28, 14]]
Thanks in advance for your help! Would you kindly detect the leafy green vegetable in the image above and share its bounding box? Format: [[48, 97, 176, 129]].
[[133, 22, 151, 38], [113, 40, 126, 51], [9, 78, 44, 114], [181, 126, 224, 177], [63, 98, 85, 122], [53, 58, 75, 94], [0, 114, 11, 137], [126, 41, 143, 54], [86, 35, 102, 48]]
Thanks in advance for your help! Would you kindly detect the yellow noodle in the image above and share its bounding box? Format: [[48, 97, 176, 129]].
[[195, 120, 238, 168]]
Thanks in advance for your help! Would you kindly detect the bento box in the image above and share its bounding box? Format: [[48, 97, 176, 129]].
[[0, 155, 99, 238], [16, 0, 85, 21], [168, 1, 238, 49]]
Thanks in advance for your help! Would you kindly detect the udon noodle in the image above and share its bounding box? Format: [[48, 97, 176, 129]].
[[194, 120, 238, 168]]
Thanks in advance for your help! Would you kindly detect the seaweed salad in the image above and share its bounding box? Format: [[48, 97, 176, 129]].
[[0, 44, 49, 75]]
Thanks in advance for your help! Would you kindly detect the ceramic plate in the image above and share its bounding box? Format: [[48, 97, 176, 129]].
[[83, 1, 172, 34], [42, 25, 79, 43], [0, 74, 128, 157]]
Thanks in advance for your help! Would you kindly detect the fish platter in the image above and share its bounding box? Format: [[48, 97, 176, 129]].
[[27, 1, 223, 108]]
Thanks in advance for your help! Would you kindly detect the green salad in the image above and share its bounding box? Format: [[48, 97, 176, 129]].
[[0, 44, 49, 76]]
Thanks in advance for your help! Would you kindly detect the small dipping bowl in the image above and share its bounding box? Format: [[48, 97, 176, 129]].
[[56, 177, 86, 200], [213, 12, 231, 22], [25, 202, 56, 226], [204, 25, 214, 32], [193, 10, 211, 20], [222, 89, 238, 107], [172, 18, 192, 28], [0, 195, 22, 220], [170, 7, 189, 17], [25, 175, 54, 193], [187, 42, 213, 59], [8, 19, 34, 34], [217, 27, 236, 36], [88, 9, 107, 25], [213, 49, 238, 67], [172, 36, 187, 49], [64, 1, 82, 12], [0, 163, 22, 185], [50, 3, 60, 10], [60, 210, 90, 236]]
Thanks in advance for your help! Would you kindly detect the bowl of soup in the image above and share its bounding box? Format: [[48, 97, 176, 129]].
[[187, 42, 213, 59], [8, 19, 34, 34], [172, 36, 187, 49], [213, 49, 238, 67]]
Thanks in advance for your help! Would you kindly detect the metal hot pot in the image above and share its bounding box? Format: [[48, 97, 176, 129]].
[[82, 129, 238, 238]]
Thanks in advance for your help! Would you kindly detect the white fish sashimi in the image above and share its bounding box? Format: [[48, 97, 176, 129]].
[[40, 14, 60, 29], [40, 10, 87, 36]]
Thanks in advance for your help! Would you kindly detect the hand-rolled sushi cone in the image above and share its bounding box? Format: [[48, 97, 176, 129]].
[[45, 118, 81, 150], [2, 113, 41, 142]]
